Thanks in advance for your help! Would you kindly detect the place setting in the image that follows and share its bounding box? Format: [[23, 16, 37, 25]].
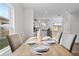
[[23, 36, 57, 55]]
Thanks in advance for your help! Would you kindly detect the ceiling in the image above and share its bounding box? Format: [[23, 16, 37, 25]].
[[22, 3, 79, 19]]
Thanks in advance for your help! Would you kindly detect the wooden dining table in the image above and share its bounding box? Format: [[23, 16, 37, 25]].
[[12, 39, 72, 56]]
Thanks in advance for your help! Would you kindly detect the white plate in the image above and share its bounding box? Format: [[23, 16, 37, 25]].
[[46, 40, 56, 44], [26, 41, 37, 45], [32, 44, 49, 53], [42, 36, 51, 41]]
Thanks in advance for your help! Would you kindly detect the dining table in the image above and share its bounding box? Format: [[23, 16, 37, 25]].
[[12, 37, 72, 56]]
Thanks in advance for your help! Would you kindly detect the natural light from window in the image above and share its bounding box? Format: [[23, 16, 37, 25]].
[[0, 3, 9, 19]]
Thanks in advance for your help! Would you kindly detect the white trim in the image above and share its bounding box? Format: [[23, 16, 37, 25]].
[[0, 46, 11, 55], [5, 3, 16, 35]]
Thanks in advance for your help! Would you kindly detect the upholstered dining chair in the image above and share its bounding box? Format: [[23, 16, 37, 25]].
[[7, 33, 31, 52], [47, 28, 52, 37], [59, 33, 77, 52], [7, 34, 22, 52], [52, 32, 63, 44], [58, 32, 63, 44], [20, 34, 31, 43]]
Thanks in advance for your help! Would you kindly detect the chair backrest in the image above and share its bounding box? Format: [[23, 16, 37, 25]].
[[47, 28, 52, 37], [52, 32, 63, 44], [60, 33, 77, 52], [20, 34, 31, 43], [58, 32, 63, 44], [7, 34, 22, 52]]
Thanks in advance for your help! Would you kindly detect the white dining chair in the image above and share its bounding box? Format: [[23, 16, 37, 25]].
[[52, 32, 63, 44], [59, 33, 77, 52]]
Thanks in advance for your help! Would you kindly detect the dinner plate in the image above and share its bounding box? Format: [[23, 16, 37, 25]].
[[31, 44, 49, 54], [42, 36, 51, 41], [26, 41, 37, 45], [25, 37, 37, 45], [46, 40, 56, 44]]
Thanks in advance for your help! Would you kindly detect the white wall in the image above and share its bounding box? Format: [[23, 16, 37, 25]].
[[70, 13, 79, 42], [63, 12, 79, 43], [11, 3, 25, 33], [60, 12, 79, 43], [62, 12, 71, 33], [23, 9, 34, 36], [11, 4, 34, 36]]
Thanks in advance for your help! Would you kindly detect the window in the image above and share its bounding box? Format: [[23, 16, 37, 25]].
[[0, 3, 15, 50], [0, 4, 9, 19]]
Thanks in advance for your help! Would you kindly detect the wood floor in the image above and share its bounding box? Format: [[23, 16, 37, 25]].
[[72, 43, 79, 56]]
